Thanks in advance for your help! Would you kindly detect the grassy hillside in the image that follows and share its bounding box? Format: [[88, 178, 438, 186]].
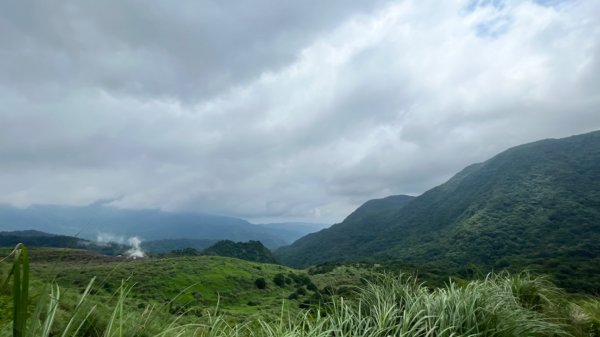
[[0, 250, 300, 320], [2, 245, 600, 337], [0, 247, 372, 331], [277, 130, 600, 293]]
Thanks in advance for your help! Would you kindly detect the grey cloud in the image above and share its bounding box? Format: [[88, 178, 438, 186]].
[[0, 0, 390, 102], [0, 0, 599, 224]]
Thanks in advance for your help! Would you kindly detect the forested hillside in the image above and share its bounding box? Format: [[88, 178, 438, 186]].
[[202, 240, 278, 263], [278, 131, 600, 293]]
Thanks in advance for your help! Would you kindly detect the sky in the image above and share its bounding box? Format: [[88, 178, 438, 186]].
[[0, 0, 599, 224]]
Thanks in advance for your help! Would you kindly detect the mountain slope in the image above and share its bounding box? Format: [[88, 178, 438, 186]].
[[276, 194, 415, 267], [277, 130, 600, 292]]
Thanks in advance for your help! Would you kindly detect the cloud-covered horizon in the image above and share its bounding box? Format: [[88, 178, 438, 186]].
[[1, 0, 599, 224]]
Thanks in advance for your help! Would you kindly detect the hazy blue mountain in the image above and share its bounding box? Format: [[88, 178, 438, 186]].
[[0, 205, 288, 248], [277, 130, 600, 293], [255, 222, 330, 244]]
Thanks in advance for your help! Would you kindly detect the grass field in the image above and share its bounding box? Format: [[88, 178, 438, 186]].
[[0, 247, 373, 334], [2, 246, 600, 337]]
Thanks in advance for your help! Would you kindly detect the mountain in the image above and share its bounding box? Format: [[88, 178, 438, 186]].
[[277, 130, 600, 293], [202, 240, 278, 263], [0, 230, 80, 248], [255, 222, 330, 244], [0, 205, 287, 248], [141, 238, 217, 254], [0, 230, 127, 255]]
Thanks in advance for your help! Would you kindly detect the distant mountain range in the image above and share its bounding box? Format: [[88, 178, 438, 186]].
[[277, 130, 600, 293], [0, 204, 327, 249], [0, 230, 275, 264], [0, 230, 127, 256], [257, 222, 330, 244]]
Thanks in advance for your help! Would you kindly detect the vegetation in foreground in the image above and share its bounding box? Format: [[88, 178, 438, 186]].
[[0, 248, 337, 326], [2, 245, 600, 337]]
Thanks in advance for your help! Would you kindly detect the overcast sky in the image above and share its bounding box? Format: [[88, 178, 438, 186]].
[[0, 0, 599, 224]]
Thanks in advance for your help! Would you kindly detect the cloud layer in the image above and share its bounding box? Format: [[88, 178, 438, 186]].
[[1, 0, 599, 223]]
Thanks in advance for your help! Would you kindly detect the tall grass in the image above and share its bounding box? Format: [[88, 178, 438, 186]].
[[2, 245, 599, 337], [1, 244, 29, 337]]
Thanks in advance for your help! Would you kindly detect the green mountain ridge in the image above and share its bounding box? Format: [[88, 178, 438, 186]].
[[277, 130, 600, 293], [202, 240, 278, 264]]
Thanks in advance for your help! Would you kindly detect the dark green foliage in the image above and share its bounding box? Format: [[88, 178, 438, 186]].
[[308, 262, 341, 275], [277, 130, 600, 293], [170, 248, 201, 256], [306, 282, 318, 292], [273, 273, 286, 287], [288, 273, 313, 287], [254, 278, 267, 289], [142, 239, 216, 254], [202, 240, 278, 263]]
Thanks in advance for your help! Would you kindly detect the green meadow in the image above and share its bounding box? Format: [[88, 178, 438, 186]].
[[2, 245, 600, 337], [0, 246, 373, 335]]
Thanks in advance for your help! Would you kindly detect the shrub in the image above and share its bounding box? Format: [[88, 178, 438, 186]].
[[254, 278, 267, 289], [273, 273, 286, 287]]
